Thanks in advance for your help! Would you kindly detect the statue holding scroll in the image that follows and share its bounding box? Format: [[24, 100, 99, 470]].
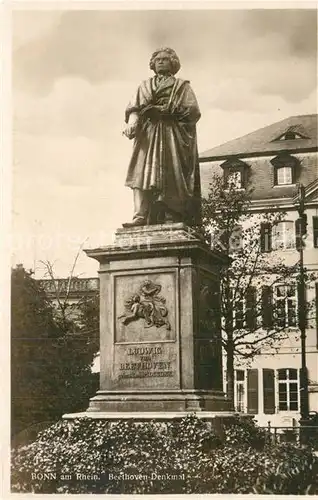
[[122, 47, 201, 227]]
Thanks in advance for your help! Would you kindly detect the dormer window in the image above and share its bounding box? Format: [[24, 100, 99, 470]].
[[227, 170, 242, 189], [284, 130, 298, 140], [277, 131, 304, 141], [273, 126, 309, 142], [220, 158, 249, 190], [271, 154, 299, 187], [276, 166, 293, 185]]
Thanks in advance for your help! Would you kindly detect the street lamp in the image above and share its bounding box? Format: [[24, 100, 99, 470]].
[[295, 183, 309, 426]]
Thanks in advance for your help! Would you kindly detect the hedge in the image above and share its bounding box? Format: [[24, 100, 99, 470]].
[[11, 415, 318, 494]]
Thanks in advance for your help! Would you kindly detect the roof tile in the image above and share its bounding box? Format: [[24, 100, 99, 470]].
[[200, 114, 318, 160]]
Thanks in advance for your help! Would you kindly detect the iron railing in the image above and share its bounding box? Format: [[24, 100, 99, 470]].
[[263, 421, 318, 450]]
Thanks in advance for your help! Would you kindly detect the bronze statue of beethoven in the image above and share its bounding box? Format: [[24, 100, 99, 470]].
[[123, 47, 201, 227]]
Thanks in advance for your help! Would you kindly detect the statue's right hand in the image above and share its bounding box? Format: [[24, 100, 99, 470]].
[[122, 124, 136, 140]]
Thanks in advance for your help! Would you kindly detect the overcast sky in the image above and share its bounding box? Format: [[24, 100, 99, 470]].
[[12, 8, 317, 278]]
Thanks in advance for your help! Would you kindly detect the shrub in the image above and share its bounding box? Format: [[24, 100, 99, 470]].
[[11, 415, 318, 494], [194, 443, 317, 494], [223, 414, 267, 449]]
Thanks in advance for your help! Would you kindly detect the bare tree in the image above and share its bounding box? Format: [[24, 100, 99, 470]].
[[39, 240, 88, 333]]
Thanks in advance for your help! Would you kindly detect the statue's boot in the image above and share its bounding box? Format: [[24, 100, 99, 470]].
[[122, 217, 146, 228]]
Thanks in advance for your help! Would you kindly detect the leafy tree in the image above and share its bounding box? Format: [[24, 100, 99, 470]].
[[77, 290, 100, 349], [201, 174, 299, 405], [11, 265, 99, 442]]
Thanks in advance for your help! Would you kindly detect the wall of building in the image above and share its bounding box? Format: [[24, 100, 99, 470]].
[[200, 151, 317, 201], [200, 150, 318, 426]]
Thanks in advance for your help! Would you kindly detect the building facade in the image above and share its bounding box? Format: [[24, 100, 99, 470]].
[[38, 277, 99, 324], [200, 114, 318, 426]]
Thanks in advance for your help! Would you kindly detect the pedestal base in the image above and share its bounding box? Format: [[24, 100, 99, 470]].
[[86, 389, 232, 413], [62, 409, 238, 440], [85, 223, 232, 415]]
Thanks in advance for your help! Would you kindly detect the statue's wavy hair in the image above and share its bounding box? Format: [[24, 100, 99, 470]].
[[149, 48, 181, 75]]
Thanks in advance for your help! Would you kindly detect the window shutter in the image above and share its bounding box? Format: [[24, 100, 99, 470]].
[[313, 216, 318, 248], [273, 166, 278, 186], [247, 369, 259, 414], [218, 229, 229, 252], [292, 159, 301, 184], [242, 166, 249, 188], [226, 290, 234, 329], [315, 281, 318, 349], [291, 165, 296, 184], [223, 168, 230, 187], [263, 369, 275, 414], [295, 219, 302, 251], [262, 286, 273, 329], [260, 223, 272, 252], [246, 286, 257, 330]]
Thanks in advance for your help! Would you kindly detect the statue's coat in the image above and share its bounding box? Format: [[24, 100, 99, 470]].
[[125, 76, 201, 225]]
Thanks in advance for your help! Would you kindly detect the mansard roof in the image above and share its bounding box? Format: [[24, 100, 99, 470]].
[[200, 114, 318, 161]]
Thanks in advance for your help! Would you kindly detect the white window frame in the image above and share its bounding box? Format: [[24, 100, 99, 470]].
[[272, 221, 295, 250], [227, 170, 242, 190], [235, 369, 246, 413], [232, 289, 246, 330], [273, 284, 298, 328], [276, 166, 293, 185], [229, 225, 244, 254], [276, 368, 299, 412]]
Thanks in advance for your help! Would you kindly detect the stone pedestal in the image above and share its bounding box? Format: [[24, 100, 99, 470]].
[[82, 223, 231, 413]]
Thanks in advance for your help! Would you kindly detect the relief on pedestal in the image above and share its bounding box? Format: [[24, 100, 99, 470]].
[[113, 273, 178, 389], [115, 273, 176, 343], [118, 280, 171, 330]]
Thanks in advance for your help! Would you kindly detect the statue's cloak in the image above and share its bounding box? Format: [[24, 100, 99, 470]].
[[125, 76, 201, 225]]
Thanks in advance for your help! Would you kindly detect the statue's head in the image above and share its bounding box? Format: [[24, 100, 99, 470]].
[[149, 48, 181, 75]]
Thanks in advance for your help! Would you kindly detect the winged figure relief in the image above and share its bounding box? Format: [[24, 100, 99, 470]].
[[118, 280, 171, 330]]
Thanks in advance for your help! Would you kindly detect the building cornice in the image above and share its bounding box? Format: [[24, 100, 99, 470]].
[[250, 197, 318, 212], [199, 147, 318, 163]]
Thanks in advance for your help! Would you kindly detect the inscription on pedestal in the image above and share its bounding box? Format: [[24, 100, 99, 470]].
[[114, 343, 179, 389]]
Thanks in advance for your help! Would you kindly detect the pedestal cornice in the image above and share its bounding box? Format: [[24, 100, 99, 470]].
[[84, 223, 228, 265]]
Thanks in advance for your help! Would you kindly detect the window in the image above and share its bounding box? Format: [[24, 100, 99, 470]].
[[233, 295, 245, 329], [229, 225, 243, 253], [232, 287, 257, 330], [272, 221, 295, 250], [274, 285, 297, 328], [227, 170, 242, 189], [235, 370, 245, 412], [278, 368, 299, 411], [221, 159, 249, 190], [233, 369, 259, 414], [260, 222, 272, 252], [214, 224, 243, 253], [276, 166, 293, 185], [271, 154, 298, 186], [274, 128, 308, 141], [283, 130, 297, 140]]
